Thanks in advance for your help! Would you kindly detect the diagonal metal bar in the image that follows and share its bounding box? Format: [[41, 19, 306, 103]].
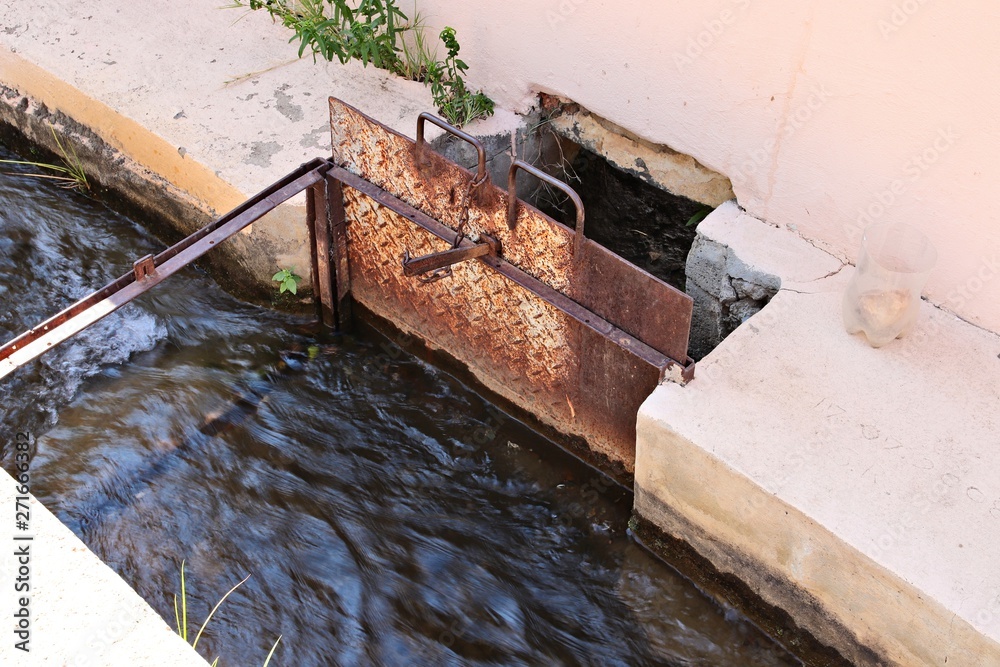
[[402, 241, 494, 277], [326, 165, 692, 379], [0, 160, 330, 381]]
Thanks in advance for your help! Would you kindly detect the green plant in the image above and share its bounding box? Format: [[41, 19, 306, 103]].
[[174, 560, 282, 666], [227, 1, 494, 126], [426, 27, 494, 126], [272, 268, 302, 295], [686, 204, 715, 227], [398, 10, 436, 82], [233, 0, 408, 73], [0, 126, 89, 192]]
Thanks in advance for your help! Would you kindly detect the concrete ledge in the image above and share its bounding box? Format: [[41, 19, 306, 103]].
[[0, 470, 208, 665], [686, 200, 844, 357], [637, 206, 1000, 665]]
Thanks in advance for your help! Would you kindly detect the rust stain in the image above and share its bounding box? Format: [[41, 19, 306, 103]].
[[329, 97, 693, 471]]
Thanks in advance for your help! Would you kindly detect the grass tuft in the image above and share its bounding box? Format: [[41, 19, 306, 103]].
[[0, 126, 89, 192], [173, 561, 281, 666]]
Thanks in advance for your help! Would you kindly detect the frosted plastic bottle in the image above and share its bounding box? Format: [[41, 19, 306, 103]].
[[842, 222, 937, 348]]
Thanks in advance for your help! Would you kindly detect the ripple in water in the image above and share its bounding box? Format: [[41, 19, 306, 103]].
[[0, 145, 799, 666]]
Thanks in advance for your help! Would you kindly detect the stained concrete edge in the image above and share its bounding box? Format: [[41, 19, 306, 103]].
[[547, 98, 735, 207], [0, 469, 209, 665], [0, 49, 312, 303], [637, 205, 1000, 665], [635, 406, 999, 667], [696, 201, 845, 287]]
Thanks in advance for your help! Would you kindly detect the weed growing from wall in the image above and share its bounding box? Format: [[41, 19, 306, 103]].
[[228, 0, 494, 126], [0, 126, 89, 192]]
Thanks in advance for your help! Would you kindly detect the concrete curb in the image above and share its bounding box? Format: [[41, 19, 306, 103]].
[[0, 468, 209, 665], [638, 203, 1000, 665]]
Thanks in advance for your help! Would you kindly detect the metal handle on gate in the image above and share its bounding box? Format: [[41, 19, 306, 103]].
[[507, 160, 586, 255], [416, 112, 488, 185]]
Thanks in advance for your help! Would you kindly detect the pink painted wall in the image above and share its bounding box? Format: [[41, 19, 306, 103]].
[[418, 0, 1000, 334]]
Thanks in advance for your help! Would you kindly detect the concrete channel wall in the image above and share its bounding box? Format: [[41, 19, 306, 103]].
[[0, 470, 208, 665], [2, 2, 999, 666]]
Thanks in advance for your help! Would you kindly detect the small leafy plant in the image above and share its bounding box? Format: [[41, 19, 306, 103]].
[[0, 126, 89, 192], [272, 268, 302, 295], [426, 28, 494, 126], [232, 0, 409, 72], [228, 0, 494, 126]]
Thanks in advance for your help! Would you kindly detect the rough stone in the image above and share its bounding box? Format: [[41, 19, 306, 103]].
[[685, 201, 843, 358]]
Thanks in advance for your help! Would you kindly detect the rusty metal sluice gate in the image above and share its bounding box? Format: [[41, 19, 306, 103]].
[[0, 98, 695, 474]]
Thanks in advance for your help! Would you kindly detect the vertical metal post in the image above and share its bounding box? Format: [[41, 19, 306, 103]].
[[326, 175, 353, 331], [306, 181, 322, 323], [309, 181, 337, 329]]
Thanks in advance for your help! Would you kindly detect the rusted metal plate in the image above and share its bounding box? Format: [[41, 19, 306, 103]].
[[340, 184, 643, 467], [329, 98, 694, 471], [329, 99, 692, 363], [574, 241, 693, 360]]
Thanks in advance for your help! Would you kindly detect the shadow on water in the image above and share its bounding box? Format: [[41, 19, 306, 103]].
[[0, 145, 798, 666]]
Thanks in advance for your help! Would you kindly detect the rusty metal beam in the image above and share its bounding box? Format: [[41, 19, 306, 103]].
[[402, 241, 493, 278], [326, 176, 353, 331], [308, 180, 336, 328], [0, 160, 329, 381]]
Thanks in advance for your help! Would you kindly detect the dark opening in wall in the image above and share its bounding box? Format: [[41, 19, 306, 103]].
[[533, 138, 705, 292]]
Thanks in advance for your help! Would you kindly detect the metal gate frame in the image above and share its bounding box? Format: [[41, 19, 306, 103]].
[[0, 100, 695, 474], [326, 99, 694, 473]]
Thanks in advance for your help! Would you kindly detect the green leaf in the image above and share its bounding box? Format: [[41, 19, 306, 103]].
[[686, 205, 715, 227]]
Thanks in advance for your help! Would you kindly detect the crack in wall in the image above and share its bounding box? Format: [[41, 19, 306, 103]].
[[763, 6, 817, 219]]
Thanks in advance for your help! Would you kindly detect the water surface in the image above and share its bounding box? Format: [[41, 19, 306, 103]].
[[0, 146, 797, 666]]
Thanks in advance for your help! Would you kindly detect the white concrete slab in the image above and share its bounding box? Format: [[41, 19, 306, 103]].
[[0, 470, 208, 666], [637, 205, 1000, 665], [696, 200, 845, 288]]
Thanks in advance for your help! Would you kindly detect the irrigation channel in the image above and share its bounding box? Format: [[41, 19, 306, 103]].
[[0, 145, 796, 666]]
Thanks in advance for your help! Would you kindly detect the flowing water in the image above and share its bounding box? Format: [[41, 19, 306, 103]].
[[0, 146, 798, 666]]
